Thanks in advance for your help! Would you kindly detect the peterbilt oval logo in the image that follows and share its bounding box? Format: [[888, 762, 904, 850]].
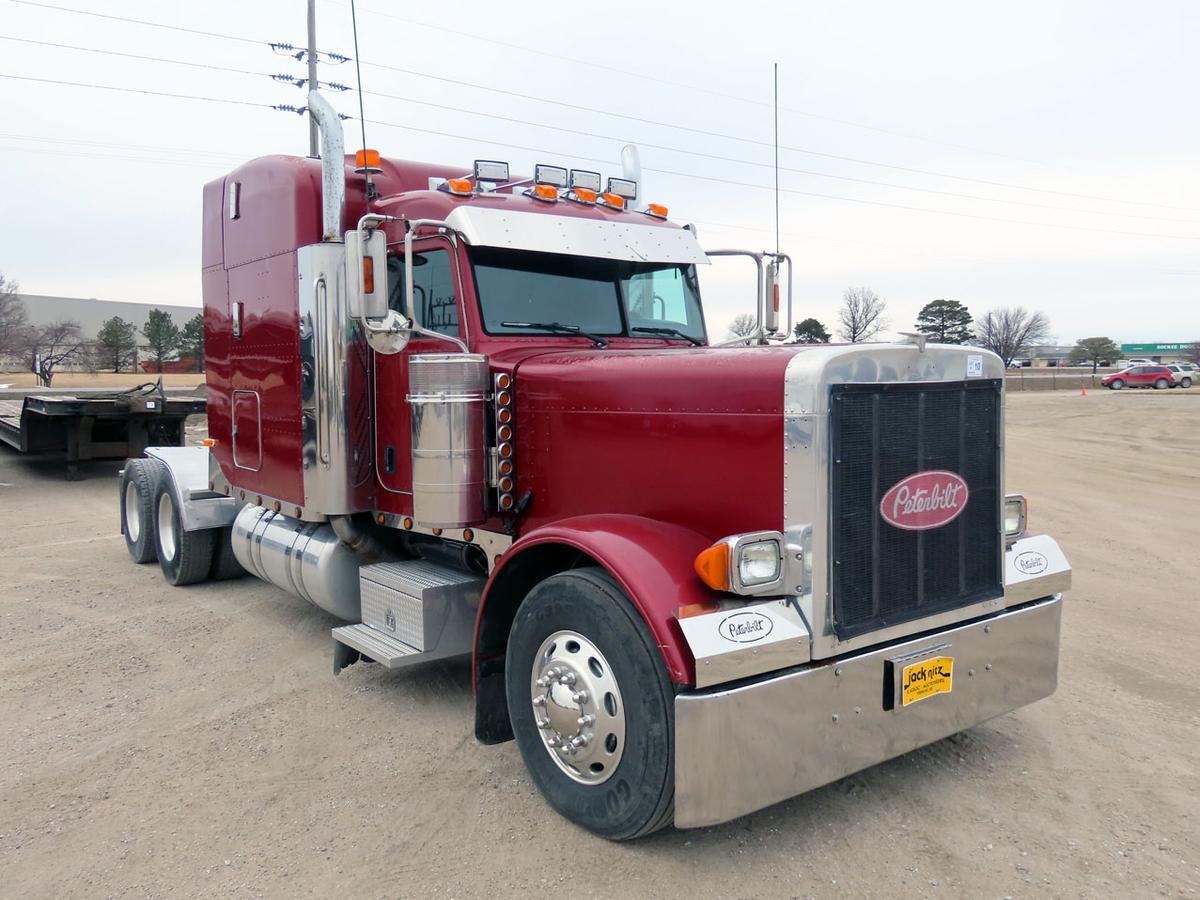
[[880, 470, 969, 531], [1014, 551, 1049, 575], [718, 611, 774, 643]]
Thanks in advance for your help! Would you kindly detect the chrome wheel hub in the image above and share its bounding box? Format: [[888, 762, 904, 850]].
[[125, 480, 141, 542], [530, 630, 625, 785], [157, 492, 177, 562]]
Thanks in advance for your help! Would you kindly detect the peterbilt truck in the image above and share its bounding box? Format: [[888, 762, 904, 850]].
[[116, 90, 1071, 840]]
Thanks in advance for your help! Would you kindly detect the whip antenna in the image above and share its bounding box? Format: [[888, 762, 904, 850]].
[[349, 0, 375, 200], [772, 63, 782, 254]]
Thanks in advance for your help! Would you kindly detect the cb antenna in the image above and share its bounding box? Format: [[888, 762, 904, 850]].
[[772, 61, 782, 255], [307, 0, 318, 155], [349, 0, 375, 200]]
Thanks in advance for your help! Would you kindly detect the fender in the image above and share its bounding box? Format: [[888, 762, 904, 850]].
[[471, 514, 716, 742]]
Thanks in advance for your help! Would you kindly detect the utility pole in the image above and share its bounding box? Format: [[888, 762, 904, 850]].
[[307, 0, 319, 156]]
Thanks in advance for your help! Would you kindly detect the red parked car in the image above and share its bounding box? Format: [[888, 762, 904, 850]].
[[1102, 365, 1176, 390]]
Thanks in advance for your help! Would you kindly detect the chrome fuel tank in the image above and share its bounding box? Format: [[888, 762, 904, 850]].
[[230, 505, 361, 620]]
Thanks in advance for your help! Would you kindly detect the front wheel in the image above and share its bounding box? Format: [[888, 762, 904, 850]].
[[505, 568, 675, 840], [1109, 379, 1124, 390], [1155, 378, 1169, 390]]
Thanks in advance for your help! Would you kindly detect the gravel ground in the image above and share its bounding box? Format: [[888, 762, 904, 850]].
[[0, 391, 1197, 899]]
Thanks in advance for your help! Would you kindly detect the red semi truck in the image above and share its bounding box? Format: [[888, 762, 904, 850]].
[[117, 90, 1070, 839]]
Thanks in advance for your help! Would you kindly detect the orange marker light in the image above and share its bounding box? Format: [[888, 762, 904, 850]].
[[497, 390, 512, 406], [403, 516, 414, 529], [572, 187, 598, 203], [693, 542, 731, 591], [646, 203, 669, 218], [355, 148, 382, 170], [202, 437, 217, 447], [498, 459, 514, 476], [497, 407, 512, 424], [533, 184, 559, 202], [362, 256, 375, 294], [446, 177, 474, 196], [496, 373, 512, 390], [601, 192, 626, 209], [678, 599, 721, 619], [497, 424, 513, 442]]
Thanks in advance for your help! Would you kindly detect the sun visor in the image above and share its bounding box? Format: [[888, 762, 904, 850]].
[[443, 206, 709, 265]]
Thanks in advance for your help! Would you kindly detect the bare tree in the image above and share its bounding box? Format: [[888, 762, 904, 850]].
[[974, 307, 1051, 367], [0, 273, 29, 359], [727, 313, 758, 339], [26, 319, 92, 387], [837, 287, 888, 343]]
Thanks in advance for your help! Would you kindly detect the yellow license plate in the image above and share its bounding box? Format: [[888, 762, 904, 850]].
[[901, 656, 954, 707]]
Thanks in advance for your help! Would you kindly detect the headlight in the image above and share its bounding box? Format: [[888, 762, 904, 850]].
[[693, 531, 785, 596], [1003, 494, 1027, 537], [737, 540, 781, 586]]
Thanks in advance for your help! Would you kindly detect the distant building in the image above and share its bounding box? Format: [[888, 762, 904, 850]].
[[1018, 345, 1076, 367], [17, 294, 200, 339]]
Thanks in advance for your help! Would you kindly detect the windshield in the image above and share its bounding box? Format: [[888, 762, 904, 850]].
[[469, 248, 706, 343]]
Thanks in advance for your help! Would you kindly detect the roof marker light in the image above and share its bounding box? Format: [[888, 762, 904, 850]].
[[442, 177, 474, 196], [354, 149, 382, 173], [606, 177, 638, 200], [531, 184, 559, 202], [534, 164, 568, 188], [600, 192, 626, 210], [646, 203, 669, 219], [569, 169, 602, 192], [569, 187, 598, 204]]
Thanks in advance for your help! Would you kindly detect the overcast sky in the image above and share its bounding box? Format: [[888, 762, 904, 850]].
[[2, 0, 1197, 343]]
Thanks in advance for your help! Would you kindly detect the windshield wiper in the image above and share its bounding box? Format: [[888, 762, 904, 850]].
[[631, 326, 704, 346], [500, 321, 609, 348]]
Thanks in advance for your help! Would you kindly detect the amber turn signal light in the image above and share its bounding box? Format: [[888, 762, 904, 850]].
[[693, 542, 730, 591], [446, 177, 474, 196], [646, 203, 668, 218], [533, 184, 559, 202], [362, 256, 375, 294], [601, 192, 626, 209]]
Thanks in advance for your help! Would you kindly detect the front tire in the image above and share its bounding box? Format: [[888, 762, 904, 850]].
[[505, 568, 675, 840], [153, 482, 215, 586], [120, 458, 164, 563]]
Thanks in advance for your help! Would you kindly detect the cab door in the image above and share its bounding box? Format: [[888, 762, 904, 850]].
[[372, 236, 466, 504]]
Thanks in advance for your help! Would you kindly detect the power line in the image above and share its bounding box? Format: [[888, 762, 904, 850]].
[[0, 73, 276, 109], [357, 87, 1200, 225], [8, 25, 1194, 224], [5, 70, 1197, 241], [352, 60, 1200, 214], [331, 0, 1058, 170], [0, 34, 270, 78], [0, 132, 246, 160], [0, 143, 235, 169], [15, 0, 1195, 213], [12, 0, 267, 45]]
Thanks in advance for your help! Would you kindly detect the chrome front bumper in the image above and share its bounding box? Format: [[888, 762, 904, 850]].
[[673, 593, 1062, 828]]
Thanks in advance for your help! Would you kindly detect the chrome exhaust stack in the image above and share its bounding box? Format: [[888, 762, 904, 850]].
[[308, 89, 345, 241]]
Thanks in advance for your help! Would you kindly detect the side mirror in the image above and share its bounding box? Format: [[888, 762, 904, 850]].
[[345, 227, 389, 320]]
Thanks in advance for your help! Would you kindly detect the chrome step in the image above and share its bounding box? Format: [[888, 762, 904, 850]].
[[331, 624, 423, 669]]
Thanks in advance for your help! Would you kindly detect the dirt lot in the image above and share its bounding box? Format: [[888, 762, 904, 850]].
[[1, 391, 1197, 899]]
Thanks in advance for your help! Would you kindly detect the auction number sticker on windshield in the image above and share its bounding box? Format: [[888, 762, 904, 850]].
[[966, 355, 983, 377], [901, 656, 954, 707]]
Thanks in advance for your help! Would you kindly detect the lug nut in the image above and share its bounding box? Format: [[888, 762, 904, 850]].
[[572, 691, 589, 704], [536, 676, 549, 688], [576, 714, 595, 727], [547, 736, 558, 747], [559, 672, 577, 686], [533, 695, 547, 707], [537, 718, 550, 729], [573, 734, 590, 748]]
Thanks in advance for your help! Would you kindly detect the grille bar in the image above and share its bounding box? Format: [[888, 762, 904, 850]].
[[829, 379, 1003, 641]]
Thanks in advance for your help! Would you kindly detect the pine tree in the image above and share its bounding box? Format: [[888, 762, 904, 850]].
[[142, 309, 180, 373], [792, 317, 831, 343], [915, 299, 974, 344], [97, 316, 138, 373]]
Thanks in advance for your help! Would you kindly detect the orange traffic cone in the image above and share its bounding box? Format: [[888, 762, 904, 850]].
[[1081, 386, 1087, 396]]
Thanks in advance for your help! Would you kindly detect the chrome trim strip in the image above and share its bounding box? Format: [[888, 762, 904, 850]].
[[674, 594, 1062, 829]]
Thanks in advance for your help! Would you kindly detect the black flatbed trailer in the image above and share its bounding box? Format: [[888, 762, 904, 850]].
[[0, 389, 206, 479]]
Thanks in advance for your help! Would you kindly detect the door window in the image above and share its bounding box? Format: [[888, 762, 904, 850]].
[[386, 247, 460, 337]]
